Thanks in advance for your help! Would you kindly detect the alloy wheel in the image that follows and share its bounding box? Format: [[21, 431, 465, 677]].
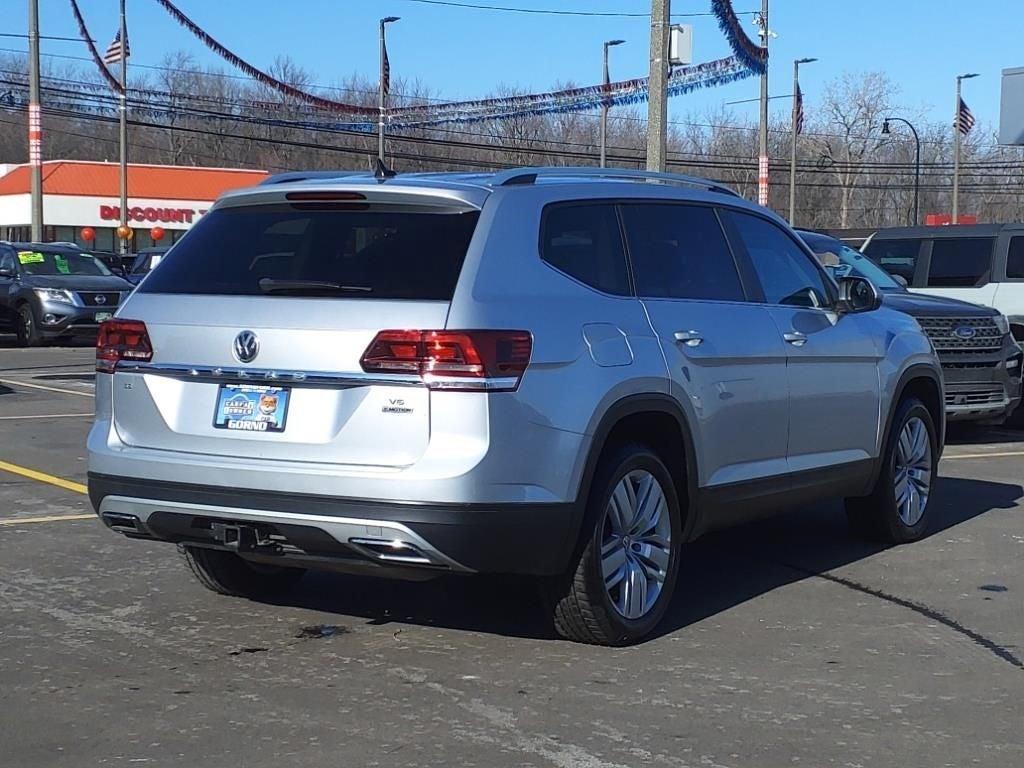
[[601, 469, 673, 620], [893, 416, 931, 527]]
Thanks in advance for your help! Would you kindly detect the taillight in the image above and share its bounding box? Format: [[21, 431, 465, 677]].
[[360, 330, 532, 391], [96, 319, 153, 373]]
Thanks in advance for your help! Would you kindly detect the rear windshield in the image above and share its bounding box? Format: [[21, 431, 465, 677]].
[[139, 205, 480, 300], [16, 249, 112, 277]]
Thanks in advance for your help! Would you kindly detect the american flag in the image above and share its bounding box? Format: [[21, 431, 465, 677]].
[[957, 97, 976, 136], [102, 30, 130, 66], [381, 39, 391, 98], [794, 83, 804, 135]]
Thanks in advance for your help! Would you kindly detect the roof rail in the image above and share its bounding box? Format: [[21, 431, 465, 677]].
[[490, 166, 738, 197], [258, 170, 372, 186]]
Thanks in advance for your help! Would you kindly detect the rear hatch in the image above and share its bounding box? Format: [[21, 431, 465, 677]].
[[111, 187, 482, 469]]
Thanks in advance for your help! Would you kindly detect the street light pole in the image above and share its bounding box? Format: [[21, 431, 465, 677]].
[[600, 39, 625, 169], [27, 0, 43, 241], [756, 0, 770, 207], [118, 0, 128, 257], [883, 117, 921, 226], [378, 16, 400, 165], [788, 57, 816, 226], [953, 72, 979, 224], [646, 0, 670, 172]]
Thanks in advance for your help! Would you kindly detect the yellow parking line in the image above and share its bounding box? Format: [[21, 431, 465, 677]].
[[0, 514, 95, 526], [0, 460, 88, 495], [0, 377, 94, 398], [0, 413, 93, 421], [943, 450, 1024, 460]]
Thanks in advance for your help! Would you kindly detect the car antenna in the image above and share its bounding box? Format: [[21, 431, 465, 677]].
[[374, 158, 397, 183]]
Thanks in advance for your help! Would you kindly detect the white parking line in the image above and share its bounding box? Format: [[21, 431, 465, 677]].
[[943, 450, 1024, 460], [0, 378, 94, 398], [0, 413, 93, 421]]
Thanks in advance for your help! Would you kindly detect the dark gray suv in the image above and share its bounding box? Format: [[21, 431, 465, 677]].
[[0, 242, 133, 346]]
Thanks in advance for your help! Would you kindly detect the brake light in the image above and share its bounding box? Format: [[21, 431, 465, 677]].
[[96, 319, 153, 373], [360, 330, 532, 391]]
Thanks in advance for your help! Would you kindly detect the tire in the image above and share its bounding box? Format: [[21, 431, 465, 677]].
[[178, 545, 306, 598], [15, 304, 41, 348], [845, 397, 937, 544], [550, 442, 683, 646]]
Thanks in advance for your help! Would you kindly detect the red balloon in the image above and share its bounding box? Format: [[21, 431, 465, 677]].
[[116, 225, 133, 240], [150, 226, 165, 242], [80, 226, 95, 242]]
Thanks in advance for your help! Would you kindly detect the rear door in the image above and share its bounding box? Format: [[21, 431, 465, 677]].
[[113, 195, 481, 469], [0, 248, 17, 327], [621, 202, 791, 489], [722, 209, 882, 474]]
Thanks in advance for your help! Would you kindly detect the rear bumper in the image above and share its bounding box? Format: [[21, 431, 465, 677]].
[[88, 473, 577, 577]]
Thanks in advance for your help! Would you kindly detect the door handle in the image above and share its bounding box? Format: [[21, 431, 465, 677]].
[[674, 330, 704, 347], [783, 331, 807, 346]]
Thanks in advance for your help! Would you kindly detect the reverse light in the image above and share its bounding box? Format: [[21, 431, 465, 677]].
[[96, 319, 153, 373], [360, 330, 532, 391], [34, 288, 75, 305]]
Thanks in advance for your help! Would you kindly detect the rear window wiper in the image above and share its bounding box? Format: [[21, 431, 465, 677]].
[[257, 278, 373, 295]]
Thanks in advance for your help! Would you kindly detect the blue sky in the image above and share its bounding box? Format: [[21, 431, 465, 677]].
[[10, 0, 1020, 139]]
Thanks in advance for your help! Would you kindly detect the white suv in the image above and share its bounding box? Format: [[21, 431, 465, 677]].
[[89, 168, 944, 645]]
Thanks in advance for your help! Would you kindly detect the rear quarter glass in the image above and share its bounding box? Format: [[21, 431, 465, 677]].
[[138, 205, 480, 300]]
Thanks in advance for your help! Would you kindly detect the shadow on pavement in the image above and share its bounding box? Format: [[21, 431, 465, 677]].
[[258, 475, 1022, 642]]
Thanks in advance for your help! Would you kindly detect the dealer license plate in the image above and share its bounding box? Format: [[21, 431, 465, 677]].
[[213, 384, 290, 433], [95, 312, 113, 322]]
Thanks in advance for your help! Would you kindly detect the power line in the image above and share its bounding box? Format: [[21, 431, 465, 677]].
[[394, 0, 756, 17]]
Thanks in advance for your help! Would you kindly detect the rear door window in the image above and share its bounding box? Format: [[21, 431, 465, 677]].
[[620, 203, 745, 301], [926, 238, 993, 287], [863, 238, 922, 284], [138, 205, 480, 300], [1006, 236, 1024, 279], [540, 203, 631, 296]]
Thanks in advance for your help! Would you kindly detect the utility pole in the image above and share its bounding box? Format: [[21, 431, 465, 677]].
[[756, 0, 770, 207], [953, 72, 979, 224], [600, 39, 625, 168], [378, 16, 400, 165], [27, 0, 43, 241], [788, 57, 816, 225], [118, 0, 128, 257], [646, 0, 669, 172]]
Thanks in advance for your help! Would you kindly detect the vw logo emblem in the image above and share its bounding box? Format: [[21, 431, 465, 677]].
[[953, 325, 976, 340], [233, 330, 260, 363], [94, 294, 107, 305]]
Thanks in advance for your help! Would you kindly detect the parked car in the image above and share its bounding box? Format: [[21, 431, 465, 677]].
[[799, 230, 1022, 424], [862, 224, 1024, 339], [85, 249, 132, 276], [0, 242, 133, 346], [88, 167, 944, 645], [126, 246, 170, 286]]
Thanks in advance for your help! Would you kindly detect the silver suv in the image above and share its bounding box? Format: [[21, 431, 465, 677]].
[[88, 167, 944, 645]]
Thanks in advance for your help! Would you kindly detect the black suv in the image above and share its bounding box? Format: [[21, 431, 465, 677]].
[[0, 242, 134, 347], [800, 231, 1023, 425]]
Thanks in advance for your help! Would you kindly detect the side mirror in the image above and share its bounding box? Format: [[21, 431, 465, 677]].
[[110, 266, 125, 277], [0, 267, 15, 279], [837, 276, 881, 314], [892, 274, 909, 288]]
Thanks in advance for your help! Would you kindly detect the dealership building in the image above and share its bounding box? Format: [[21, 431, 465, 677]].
[[0, 160, 268, 252]]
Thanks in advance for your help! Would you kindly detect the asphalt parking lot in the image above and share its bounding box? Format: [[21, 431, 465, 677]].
[[0, 341, 1021, 767]]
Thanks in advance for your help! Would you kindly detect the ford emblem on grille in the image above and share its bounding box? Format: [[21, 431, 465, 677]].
[[953, 325, 976, 340], [94, 294, 107, 305], [233, 330, 260, 363]]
